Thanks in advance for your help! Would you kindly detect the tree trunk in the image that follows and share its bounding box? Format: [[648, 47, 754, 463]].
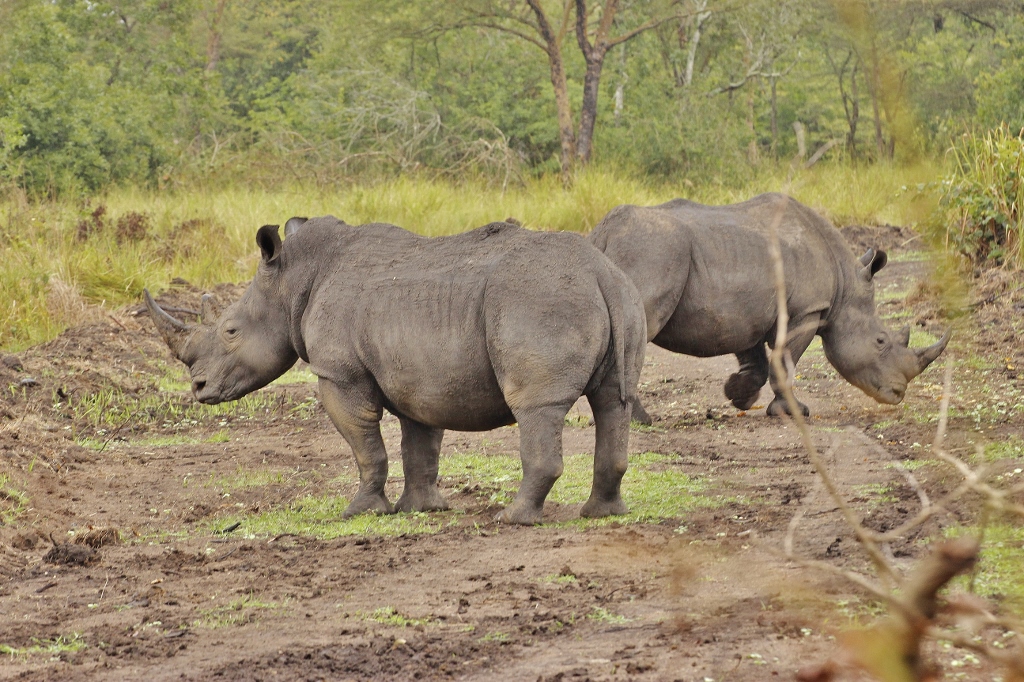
[[770, 75, 778, 158], [577, 55, 606, 164], [574, 0, 619, 165], [745, 51, 758, 165], [683, 0, 710, 87], [527, 0, 576, 174], [793, 120, 806, 160], [848, 60, 860, 158], [205, 0, 230, 73], [867, 44, 886, 159]]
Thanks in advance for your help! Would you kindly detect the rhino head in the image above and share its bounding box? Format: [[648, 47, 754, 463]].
[[145, 221, 305, 404], [821, 248, 950, 405]]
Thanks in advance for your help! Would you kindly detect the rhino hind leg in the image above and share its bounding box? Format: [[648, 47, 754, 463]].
[[766, 396, 810, 417], [496, 403, 573, 525], [580, 386, 630, 519], [318, 378, 394, 517], [630, 399, 654, 426], [394, 417, 449, 514], [725, 346, 770, 411]]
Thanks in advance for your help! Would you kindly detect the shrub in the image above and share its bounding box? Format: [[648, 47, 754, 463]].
[[940, 125, 1024, 269]]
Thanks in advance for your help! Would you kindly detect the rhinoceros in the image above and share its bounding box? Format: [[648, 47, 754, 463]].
[[588, 193, 949, 422], [145, 217, 646, 525]]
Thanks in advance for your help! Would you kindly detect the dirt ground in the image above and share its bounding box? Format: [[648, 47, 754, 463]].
[[1, 227, 1023, 681]]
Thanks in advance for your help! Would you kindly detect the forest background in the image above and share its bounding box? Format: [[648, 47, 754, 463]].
[[1, 0, 1023, 349]]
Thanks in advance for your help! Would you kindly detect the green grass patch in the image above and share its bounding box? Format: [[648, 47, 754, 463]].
[[540, 573, 578, 585], [441, 450, 717, 525], [981, 437, 1024, 461], [204, 450, 718, 540], [271, 365, 319, 385], [947, 524, 1024, 611], [0, 473, 28, 524], [564, 413, 592, 428], [356, 606, 435, 628], [0, 634, 87, 658], [207, 495, 455, 540], [587, 606, 631, 624], [193, 594, 283, 629], [207, 465, 315, 492], [77, 429, 233, 451], [61, 386, 315, 432], [851, 483, 898, 506]]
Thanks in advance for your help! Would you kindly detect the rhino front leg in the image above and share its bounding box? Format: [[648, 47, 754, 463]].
[[394, 417, 449, 513], [318, 378, 394, 517], [581, 386, 630, 518], [496, 403, 572, 525], [724, 345, 769, 411], [765, 315, 821, 417]]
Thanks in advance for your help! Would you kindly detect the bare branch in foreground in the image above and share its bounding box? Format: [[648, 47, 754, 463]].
[[762, 191, 1024, 680]]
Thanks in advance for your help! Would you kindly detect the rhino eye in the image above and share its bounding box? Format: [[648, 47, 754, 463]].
[[875, 335, 886, 347]]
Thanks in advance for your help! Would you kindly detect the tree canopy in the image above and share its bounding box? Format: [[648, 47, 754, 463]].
[[1, 0, 1023, 192]]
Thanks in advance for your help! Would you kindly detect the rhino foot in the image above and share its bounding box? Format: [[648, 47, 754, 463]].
[[342, 490, 394, 518], [725, 372, 764, 411], [630, 400, 654, 426], [580, 495, 628, 518], [766, 397, 810, 418], [495, 501, 544, 526], [395, 487, 450, 514]]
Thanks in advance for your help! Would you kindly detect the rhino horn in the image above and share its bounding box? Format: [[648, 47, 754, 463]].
[[896, 325, 910, 348], [200, 294, 220, 324], [914, 330, 951, 374], [144, 289, 194, 361]]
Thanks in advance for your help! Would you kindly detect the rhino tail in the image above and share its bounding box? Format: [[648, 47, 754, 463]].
[[595, 264, 631, 405]]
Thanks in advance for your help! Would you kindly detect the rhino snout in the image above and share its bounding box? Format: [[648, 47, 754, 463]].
[[190, 376, 224, 404], [878, 385, 905, 404]]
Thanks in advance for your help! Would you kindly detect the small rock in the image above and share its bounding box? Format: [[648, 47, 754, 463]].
[[43, 537, 99, 566], [72, 527, 121, 548], [825, 537, 843, 557], [1, 355, 23, 371], [17, 377, 39, 388], [11, 533, 36, 550]]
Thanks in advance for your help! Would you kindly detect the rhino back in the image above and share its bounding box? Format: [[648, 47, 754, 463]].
[[293, 223, 620, 430], [592, 194, 846, 356]]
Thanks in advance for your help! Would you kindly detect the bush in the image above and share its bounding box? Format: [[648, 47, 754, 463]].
[[940, 126, 1024, 269]]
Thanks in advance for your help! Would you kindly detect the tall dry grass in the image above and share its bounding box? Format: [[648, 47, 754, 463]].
[[0, 161, 943, 350]]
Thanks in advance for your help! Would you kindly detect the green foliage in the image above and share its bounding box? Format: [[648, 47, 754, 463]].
[[939, 126, 1024, 269], [2, 0, 1024, 192]]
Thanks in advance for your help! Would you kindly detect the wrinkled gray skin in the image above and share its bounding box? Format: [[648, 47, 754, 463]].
[[146, 217, 647, 525], [589, 193, 950, 423]]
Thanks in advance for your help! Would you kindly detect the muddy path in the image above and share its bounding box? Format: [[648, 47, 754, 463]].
[[1, 228, 1023, 681]]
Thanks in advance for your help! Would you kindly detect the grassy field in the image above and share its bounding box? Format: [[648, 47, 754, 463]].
[[0, 161, 944, 351]]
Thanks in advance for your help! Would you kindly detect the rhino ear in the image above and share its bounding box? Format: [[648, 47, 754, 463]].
[[859, 249, 887, 281], [256, 224, 282, 265], [284, 217, 308, 238], [200, 294, 221, 325]]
